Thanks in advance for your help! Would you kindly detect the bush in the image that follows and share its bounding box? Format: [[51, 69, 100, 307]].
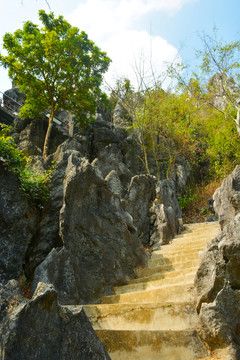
[[179, 180, 222, 223], [0, 123, 55, 208]]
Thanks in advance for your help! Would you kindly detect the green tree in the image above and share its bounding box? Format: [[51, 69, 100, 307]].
[[0, 10, 111, 158]]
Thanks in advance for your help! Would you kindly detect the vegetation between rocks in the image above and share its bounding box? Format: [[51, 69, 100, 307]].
[[0, 123, 54, 208]]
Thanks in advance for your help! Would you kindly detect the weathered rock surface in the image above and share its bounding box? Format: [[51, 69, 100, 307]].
[[112, 100, 132, 127], [195, 213, 240, 356], [11, 116, 68, 157], [124, 174, 156, 244], [0, 281, 110, 359], [150, 179, 182, 248], [0, 113, 188, 305], [213, 165, 240, 229], [32, 154, 147, 304], [3, 86, 26, 110], [23, 134, 90, 279], [0, 110, 189, 357], [171, 157, 191, 194], [0, 163, 39, 284]]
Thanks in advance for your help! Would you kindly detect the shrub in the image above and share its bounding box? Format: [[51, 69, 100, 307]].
[[0, 123, 55, 208]]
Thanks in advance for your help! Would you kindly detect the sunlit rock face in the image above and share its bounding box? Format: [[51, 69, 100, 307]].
[[195, 166, 240, 358], [213, 165, 240, 230], [32, 154, 147, 305]]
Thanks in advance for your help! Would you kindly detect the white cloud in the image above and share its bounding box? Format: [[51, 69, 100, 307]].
[[69, 0, 194, 89]]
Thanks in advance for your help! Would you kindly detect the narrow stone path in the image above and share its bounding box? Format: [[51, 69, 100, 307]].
[[75, 222, 231, 359]]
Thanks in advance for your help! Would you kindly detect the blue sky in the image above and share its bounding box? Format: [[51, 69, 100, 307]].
[[1, 0, 240, 92]]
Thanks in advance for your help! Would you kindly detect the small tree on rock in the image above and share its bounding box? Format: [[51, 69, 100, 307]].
[[0, 10, 111, 158]]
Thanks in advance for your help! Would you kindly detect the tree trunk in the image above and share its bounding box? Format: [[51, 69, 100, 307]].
[[43, 109, 54, 159]]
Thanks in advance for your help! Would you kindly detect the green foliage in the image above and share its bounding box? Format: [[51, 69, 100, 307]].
[[198, 28, 240, 79], [0, 10, 111, 157], [177, 188, 198, 211], [112, 76, 240, 182], [0, 124, 54, 208], [178, 180, 222, 222], [196, 28, 240, 136], [19, 163, 55, 207], [0, 125, 27, 173]]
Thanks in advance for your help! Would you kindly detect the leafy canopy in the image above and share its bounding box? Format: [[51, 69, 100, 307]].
[[0, 10, 111, 156]]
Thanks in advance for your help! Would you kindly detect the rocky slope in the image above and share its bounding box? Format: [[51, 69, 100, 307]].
[[195, 165, 240, 359], [0, 105, 188, 357]]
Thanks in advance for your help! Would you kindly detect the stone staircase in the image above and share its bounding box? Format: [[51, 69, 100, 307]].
[[70, 222, 225, 359]]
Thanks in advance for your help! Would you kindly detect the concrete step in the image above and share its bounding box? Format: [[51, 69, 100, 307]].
[[171, 236, 215, 246], [178, 224, 219, 233], [114, 272, 196, 295], [84, 222, 221, 359], [128, 266, 198, 285], [148, 251, 200, 268], [151, 245, 205, 259], [82, 302, 199, 331], [174, 227, 219, 239], [101, 282, 195, 304], [174, 223, 219, 238], [171, 236, 217, 247], [152, 240, 209, 254], [95, 329, 209, 360], [136, 259, 199, 278], [184, 222, 219, 229]]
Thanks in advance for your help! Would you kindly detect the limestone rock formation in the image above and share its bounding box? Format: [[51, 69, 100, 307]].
[[0, 163, 39, 284], [195, 170, 240, 358], [11, 116, 68, 157], [213, 165, 240, 229], [171, 157, 191, 194], [150, 179, 182, 248], [1, 114, 186, 304], [124, 174, 156, 244], [31, 154, 146, 304], [112, 100, 132, 126], [0, 106, 190, 357], [0, 281, 110, 359], [3, 86, 26, 111], [23, 134, 90, 279], [209, 73, 240, 111]]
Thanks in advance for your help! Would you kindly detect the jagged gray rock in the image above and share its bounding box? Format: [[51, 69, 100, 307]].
[[91, 121, 119, 154], [113, 100, 132, 126], [105, 169, 123, 196], [0, 281, 110, 359], [0, 111, 189, 357], [171, 157, 191, 194], [213, 165, 240, 229], [195, 213, 240, 356], [124, 174, 156, 244], [32, 154, 147, 304], [91, 145, 133, 193], [23, 134, 91, 279], [3, 86, 26, 110], [149, 179, 182, 248], [0, 164, 39, 284], [12, 116, 68, 157]]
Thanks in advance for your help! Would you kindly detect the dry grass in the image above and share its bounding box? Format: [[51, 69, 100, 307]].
[[182, 179, 222, 224]]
